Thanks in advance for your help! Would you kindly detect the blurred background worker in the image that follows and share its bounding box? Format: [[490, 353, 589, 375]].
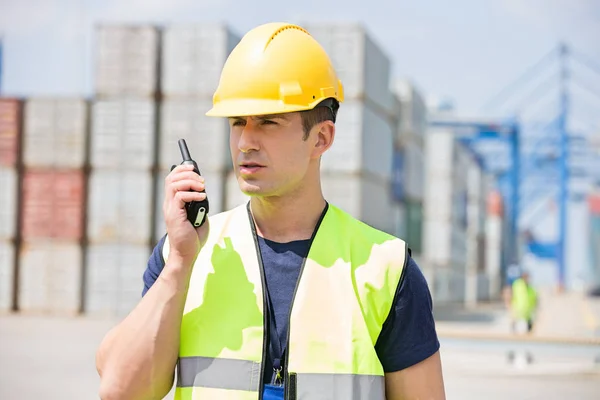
[[510, 271, 539, 335], [94, 22, 445, 400]]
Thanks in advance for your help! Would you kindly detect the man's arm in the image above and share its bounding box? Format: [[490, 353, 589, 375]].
[[96, 250, 193, 400], [377, 256, 446, 399], [385, 351, 446, 399], [96, 164, 209, 400]]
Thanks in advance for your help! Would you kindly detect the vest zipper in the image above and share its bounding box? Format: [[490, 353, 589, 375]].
[[283, 204, 329, 400], [247, 203, 269, 400]]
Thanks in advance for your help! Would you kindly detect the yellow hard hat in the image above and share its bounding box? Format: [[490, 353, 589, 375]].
[[205, 22, 344, 118]]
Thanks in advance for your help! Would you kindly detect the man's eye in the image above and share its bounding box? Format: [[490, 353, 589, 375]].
[[231, 120, 245, 126], [262, 120, 277, 125]]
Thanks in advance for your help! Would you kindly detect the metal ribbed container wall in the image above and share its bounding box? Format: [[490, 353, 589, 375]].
[[402, 140, 425, 202], [0, 241, 15, 311], [23, 98, 87, 168], [87, 170, 153, 245], [21, 170, 85, 240], [423, 129, 470, 303], [18, 240, 82, 314], [321, 173, 394, 235], [321, 99, 393, 180], [162, 25, 240, 97], [0, 98, 22, 167], [0, 167, 18, 240], [95, 25, 158, 97], [304, 24, 393, 115], [154, 168, 226, 243], [85, 243, 148, 316], [393, 80, 427, 143], [90, 99, 155, 169], [159, 99, 230, 171]]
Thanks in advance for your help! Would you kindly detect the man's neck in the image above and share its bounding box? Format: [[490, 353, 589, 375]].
[[249, 185, 326, 243]]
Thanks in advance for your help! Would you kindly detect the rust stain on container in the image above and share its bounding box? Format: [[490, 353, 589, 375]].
[[21, 169, 85, 240], [0, 99, 22, 167]]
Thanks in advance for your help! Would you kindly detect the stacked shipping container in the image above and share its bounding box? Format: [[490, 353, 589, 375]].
[[297, 23, 396, 234], [391, 80, 428, 260], [85, 26, 158, 316], [156, 25, 239, 241], [423, 129, 469, 303], [0, 99, 22, 312], [19, 98, 87, 314]]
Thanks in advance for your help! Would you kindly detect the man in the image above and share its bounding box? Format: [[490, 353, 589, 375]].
[[96, 22, 445, 400], [510, 271, 538, 334]]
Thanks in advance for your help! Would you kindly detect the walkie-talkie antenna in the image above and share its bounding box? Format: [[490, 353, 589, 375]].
[[178, 139, 192, 161]]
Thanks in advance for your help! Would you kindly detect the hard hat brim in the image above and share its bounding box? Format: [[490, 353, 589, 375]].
[[205, 99, 318, 118]]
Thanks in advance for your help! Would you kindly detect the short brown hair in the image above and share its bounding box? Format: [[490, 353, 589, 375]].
[[299, 99, 339, 140]]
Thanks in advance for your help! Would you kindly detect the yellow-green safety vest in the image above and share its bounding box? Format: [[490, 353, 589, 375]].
[[511, 278, 537, 320], [162, 202, 408, 400]]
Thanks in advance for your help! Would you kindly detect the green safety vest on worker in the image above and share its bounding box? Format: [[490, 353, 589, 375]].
[[162, 202, 408, 400], [511, 278, 537, 321]]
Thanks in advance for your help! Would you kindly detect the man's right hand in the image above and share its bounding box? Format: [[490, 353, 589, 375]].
[[163, 164, 210, 265]]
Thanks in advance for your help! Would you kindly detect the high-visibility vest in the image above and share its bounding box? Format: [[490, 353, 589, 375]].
[[163, 203, 408, 400], [511, 278, 537, 320]]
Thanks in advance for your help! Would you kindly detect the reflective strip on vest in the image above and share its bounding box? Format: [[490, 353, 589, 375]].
[[294, 373, 385, 399], [177, 356, 261, 392]]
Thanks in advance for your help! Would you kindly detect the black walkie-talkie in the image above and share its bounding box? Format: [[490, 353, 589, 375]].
[[177, 139, 209, 227]]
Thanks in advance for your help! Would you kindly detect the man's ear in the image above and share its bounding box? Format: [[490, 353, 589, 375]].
[[311, 121, 335, 159]]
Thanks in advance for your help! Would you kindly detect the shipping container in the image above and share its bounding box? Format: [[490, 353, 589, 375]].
[[402, 139, 425, 202], [90, 99, 156, 169], [21, 169, 85, 240], [0, 98, 22, 167], [18, 240, 82, 314], [154, 168, 226, 242], [393, 80, 427, 143], [95, 25, 159, 97], [85, 243, 149, 317], [23, 98, 87, 168], [321, 173, 394, 235], [0, 240, 15, 312], [303, 24, 394, 115], [405, 200, 423, 255], [423, 129, 471, 300], [87, 170, 153, 245], [322, 100, 394, 180], [0, 167, 17, 240], [162, 25, 240, 97], [225, 170, 249, 211], [159, 99, 230, 170]]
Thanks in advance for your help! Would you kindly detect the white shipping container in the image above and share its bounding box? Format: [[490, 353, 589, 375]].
[[162, 25, 240, 97], [322, 100, 394, 180], [23, 98, 87, 168], [88, 170, 153, 244], [91, 99, 155, 169], [321, 173, 394, 235], [225, 170, 250, 210], [18, 240, 82, 314], [160, 99, 231, 170], [85, 243, 149, 317], [154, 168, 226, 242], [403, 139, 425, 201], [0, 167, 17, 240], [0, 241, 15, 311], [304, 24, 393, 114], [95, 25, 158, 97], [393, 80, 427, 141]]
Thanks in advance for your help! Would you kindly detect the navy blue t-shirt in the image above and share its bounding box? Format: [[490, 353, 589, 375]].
[[142, 234, 439, 396]]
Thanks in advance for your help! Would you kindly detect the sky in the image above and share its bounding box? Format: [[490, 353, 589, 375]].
[[0, 0, 599, 121], [0, 0, 598, 287]]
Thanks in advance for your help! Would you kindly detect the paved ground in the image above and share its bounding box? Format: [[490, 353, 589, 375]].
[[1, 312, 600, 400]]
